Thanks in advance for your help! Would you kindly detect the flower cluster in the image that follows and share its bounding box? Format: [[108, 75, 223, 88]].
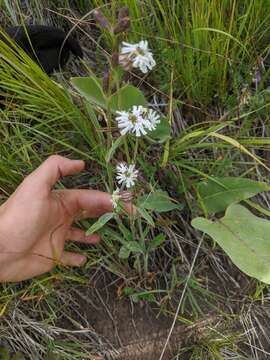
[[116, 105, 160, 137], [111, 164, 138, 208], [119, 40, 156, 74]]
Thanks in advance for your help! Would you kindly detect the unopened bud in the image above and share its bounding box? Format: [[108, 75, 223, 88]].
[[118, 6, 129, 20], [119, 191, 133, 202], [93, 9, 111, 31], [113, 17, 130, 34], [119, 53, 133, 71]]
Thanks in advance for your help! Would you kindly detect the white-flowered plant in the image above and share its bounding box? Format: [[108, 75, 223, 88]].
[[82, 9, 179, 275], [116, 105, 160, 137], [119, 40, 156, 73], [116, 163, 138, 188]]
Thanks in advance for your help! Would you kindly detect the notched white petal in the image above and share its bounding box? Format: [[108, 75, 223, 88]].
[[120, 40, 156, 74], [116, 163, 139, 189]]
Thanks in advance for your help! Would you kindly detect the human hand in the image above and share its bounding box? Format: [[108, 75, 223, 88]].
[[0, 155, 118, 282]]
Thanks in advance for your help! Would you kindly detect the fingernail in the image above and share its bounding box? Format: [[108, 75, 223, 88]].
[[85, 233, 100, 243], [76, 254, 87, 266]]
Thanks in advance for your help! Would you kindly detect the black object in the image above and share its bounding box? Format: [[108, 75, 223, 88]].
[[0, 25, 83, 74]]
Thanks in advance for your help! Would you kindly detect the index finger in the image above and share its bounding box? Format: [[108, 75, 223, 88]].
[[55, 189, 135, 219], [27, 155, 85, 190], [56, 189, 113, 218]]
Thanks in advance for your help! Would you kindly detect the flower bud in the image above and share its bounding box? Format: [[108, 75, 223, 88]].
[[119, 53, 133, 71], [93, 9, 111, 31], [113, 17, 130, 34], [118, 6, 129, 20], [119, 191, 133, 202]]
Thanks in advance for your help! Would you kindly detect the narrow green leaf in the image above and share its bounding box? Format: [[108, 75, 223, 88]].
[[86, 212, 115, 235], [196, 177, 269, 213], [192, 204, 270, 284], [148, 234, 166, 251], [130, 292, 156, 303], [71, 76, 106, 108], [137, 207, 155, 226], [193, 27, 249, 55], [118, 223, 133, 242], [105, 136, 124, 163]]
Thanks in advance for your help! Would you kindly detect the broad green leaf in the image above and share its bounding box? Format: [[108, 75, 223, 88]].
[[139, 191, 182, 213], [137, 207, 155, 226], [196, 177, 269, 213], [109, 84, 147, 111], [148, 234, 166, 251], [192, 204, 270, 283], [86, 212, 115, 235], [148, 116, 171, 143], [71, 76, 106, 108], [105, 136, 124, 163], [119, 245, 131, 259]]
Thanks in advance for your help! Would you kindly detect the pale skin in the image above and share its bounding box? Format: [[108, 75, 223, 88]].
[[0, 155, 130, 282]]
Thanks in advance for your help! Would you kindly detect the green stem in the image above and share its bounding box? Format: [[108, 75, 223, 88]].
[[161, 67, 174, 168], [133, 138, 139, 163], [138, 218, 148, 276], [107, 163, 113, 192], [124, 137, 131, 163]]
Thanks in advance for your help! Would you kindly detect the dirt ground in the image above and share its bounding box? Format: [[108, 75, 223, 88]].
[[59, 271, 224, 360], [70, 286, 187, 360]]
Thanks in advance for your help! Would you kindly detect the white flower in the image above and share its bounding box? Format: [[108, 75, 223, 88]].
[[145, 108, 160, 131], [115, 105, 160, 137], [116, 163, 138, 188], [120, 40, 156, 73], [115, 110, 133, 135], [111, 188, 121, 208]]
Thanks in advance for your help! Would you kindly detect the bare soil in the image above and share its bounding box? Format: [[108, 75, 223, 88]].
[[61, 274, 221, 360]]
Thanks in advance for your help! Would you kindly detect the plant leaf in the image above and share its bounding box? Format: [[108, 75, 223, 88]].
[[86, 212, 115, 235], [148, 234, 166, 251], [71, 76, 106, 108], [130, 292, 156, 304], [125, 241, 143, 253], [119, 245, 131, 259], [192, 204, 270, 283], [137, 207, 155, 226], [139, 191, 182, 213], [148, 116, 171, 143], [196, 177, 269, 213], [105, 136, 124, 163], [109, 84, 147, 111]]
